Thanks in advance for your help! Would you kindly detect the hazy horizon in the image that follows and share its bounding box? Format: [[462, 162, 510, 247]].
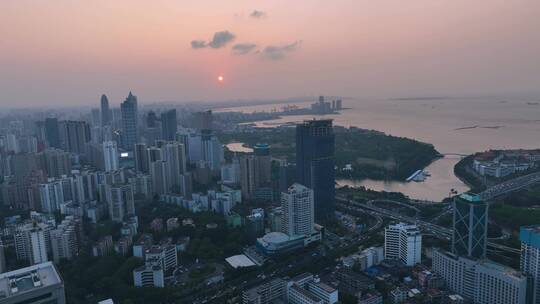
[[1, 0, 540, 107]]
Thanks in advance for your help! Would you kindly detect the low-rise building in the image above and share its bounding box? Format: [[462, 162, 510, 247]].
[[358, 290, 383, 304], [133, 264, 164, 288]]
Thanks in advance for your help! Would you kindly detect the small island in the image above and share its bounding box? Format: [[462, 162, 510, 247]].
[[218, 125, 440, 181]]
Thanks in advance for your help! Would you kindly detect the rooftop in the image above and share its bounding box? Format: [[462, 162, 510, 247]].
[[260, 232, 290, 244], [0, 262, 62, 299], [311, 281, 336, 293], [225, 255, 256, 269], [458, 192, 483, 203]]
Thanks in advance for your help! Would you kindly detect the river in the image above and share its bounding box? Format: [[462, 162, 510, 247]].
[[220, 97, 540, 201]]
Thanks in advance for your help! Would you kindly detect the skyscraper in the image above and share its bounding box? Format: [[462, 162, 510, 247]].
[[281, 183, 314, 237], [121, 92, 139, 151], [452, 193, 488, 259], [14, 223, 51, 265], [59, 120, 91, 154], [520, 225, 540, 304], [44, 118, 61, 149], [101, 94, 112, 126], [194, 110, 212, 131], [240, 155, 259, 199], [254, 143, 272, 186], [201, 133, 224, 172], [38, 148, 72, 178], [134, 143, 149, 173], [160, 109, 177, 141], [150, 160, 170, 195], [39, 181, 65, 213], [103, 141, 119, 172], [105, 184, 135, 222], [296, 119, 335, 221], [162, 142, 187, 192]]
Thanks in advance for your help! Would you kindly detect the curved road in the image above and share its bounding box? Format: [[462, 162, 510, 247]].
[[336, 196, 520, 255]]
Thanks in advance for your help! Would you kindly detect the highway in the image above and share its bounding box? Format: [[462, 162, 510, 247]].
[[336, 197, 520, 255], [480, 171, 540, 200]]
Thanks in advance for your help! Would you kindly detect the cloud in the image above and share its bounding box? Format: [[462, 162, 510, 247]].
[[250, 10, 266, 19], [208, 31, 236, 48], [261, 41, 301, 60], [190, 31, 236, 49], [232, 43, 257, 55], [191, 40, 207, 49]]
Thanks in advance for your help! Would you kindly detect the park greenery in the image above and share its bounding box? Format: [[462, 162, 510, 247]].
[[57, 199, 253, 304], [219, 126, 439, 181]]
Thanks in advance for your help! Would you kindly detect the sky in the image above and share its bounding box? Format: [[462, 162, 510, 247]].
[[1, 0, 540, 107]]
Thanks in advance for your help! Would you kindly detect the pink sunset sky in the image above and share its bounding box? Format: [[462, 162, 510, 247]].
[[1, 0, 539, 106]]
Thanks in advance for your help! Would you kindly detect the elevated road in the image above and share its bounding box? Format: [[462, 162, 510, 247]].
[[479, 171, 540, 200], [336, 197, 520, 255]]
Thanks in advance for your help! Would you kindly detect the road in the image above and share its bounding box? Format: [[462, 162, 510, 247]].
[[336, 196, 520, 255], [480, 171, 540, 200]]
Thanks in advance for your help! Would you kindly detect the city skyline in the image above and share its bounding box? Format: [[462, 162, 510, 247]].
[[1, 2, 539, 303], [2, 1, 540, 107]]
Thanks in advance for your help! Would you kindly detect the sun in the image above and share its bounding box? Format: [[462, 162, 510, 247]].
[[218, 75, 224, 82]]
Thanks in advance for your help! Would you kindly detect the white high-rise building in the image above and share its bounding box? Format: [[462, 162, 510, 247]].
[[105, 184, 135, 222], [150, 160, 170, 195], [103, 141, 119, 172], [39, 181, 65, 213], [432, 249, 528, 304], [221, 158, 241, 185], [14, 223, 51, 265], [384, 223, 422, 266], [281, 183, 314, 237], [202, 134, 224, 171], [6, 133, 19, 153], [520, 225, 540, 304], [162, 142, 187, 192], [50, 217, 79, 263]]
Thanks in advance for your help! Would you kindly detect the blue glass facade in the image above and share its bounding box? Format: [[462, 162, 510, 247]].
[[452, 193, 488, 259], [520, 226, 540, 249], [296, 119, 335, 221], [120, 92, 139, 151]]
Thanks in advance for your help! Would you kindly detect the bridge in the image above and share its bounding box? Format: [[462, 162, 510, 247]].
[[480, 171, 540, 200], [441, 153, 469, 157]]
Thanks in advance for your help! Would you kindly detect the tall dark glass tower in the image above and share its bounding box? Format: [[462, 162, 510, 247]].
[[100, 94, 111, 126], [161, 109, 177, 141], [452, 193, 488, 259], [120, 92, 139, 151], [59, 120, 91, 154], [44, 118, 60, 149], [295, 119, 335, 221]]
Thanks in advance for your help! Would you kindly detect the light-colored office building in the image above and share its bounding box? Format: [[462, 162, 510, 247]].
[[103, 140, 119, 172], [281, 183, 314, 237], [0, 262, 66, 304], [384, 223, 422, 266], [133, 264, 164, 288], [432, 249, 528, 304]]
